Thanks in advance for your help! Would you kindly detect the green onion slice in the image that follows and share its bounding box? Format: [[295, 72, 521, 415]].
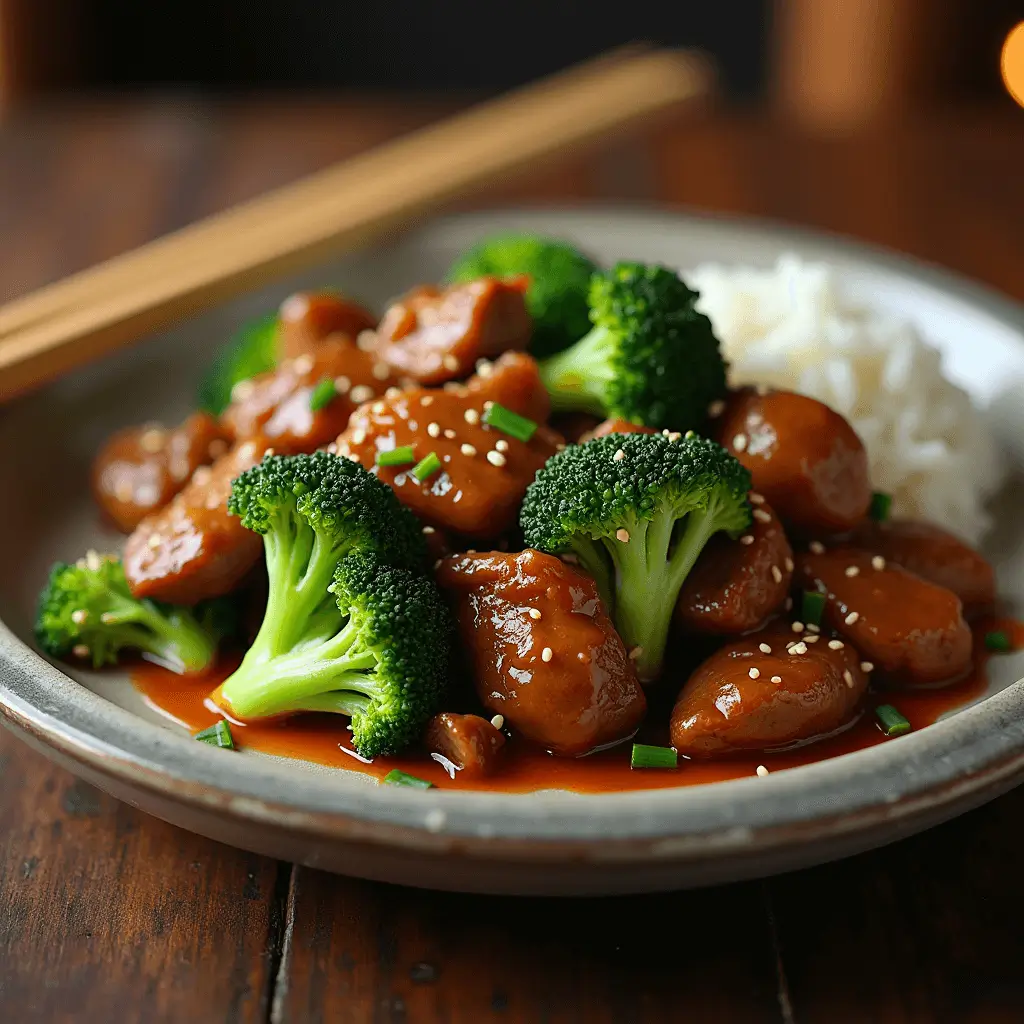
[[411, 451, 443, 482], [869, 491, 892, 522], [383, 769, 434, 789], [195, 720, 235, 749], [482, 402, 537, 443], [801, 590, 826, 627], [308, 377, 337, 412], [985, 630, 1013, 652], [630, 743, 678, 769], [376, 445, 416, 468], [875, 705, 911, 738]]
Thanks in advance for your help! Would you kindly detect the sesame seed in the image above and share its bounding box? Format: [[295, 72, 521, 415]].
[[845, 611, 860, 625], [264, 448, 276, 458], [784, 557, 794, 572], [483, 400, 494, 410], [861, 661, 874, 673], [529, 608, 542, 620], [555, 443, 566, 451], [667, 431, 682, 442], [708, 399, 726, 417], [147, 533, 162, 550], [386, 389, 403, 403], [420, 395, 434, 406], [114, 482, 133, 503], [442, 354, 460, 372], [421, 527, 436, 537], [756, 764, 769, 777], [371, 402, 387, 415], [349, 385, 374, 403], [790, 642, 808, 655], [756, 384, 769, 396], [845, 566, 860, 577], [791, 621, 804, 632], [443, 429, 456, 439], [71, 609, 88, 625], [759, 643, 772, 654], [753, 508, 772, 524], [86, 550, 102, 572], [372, 362, 391, 380], [72, 644, 90, 659], [334, 375, 351, 393], [629, 646, 644, 660], [495, 439, 509, 452], [433, 559, 443, 570], [872, 556, 886, 571], [749, 667, 760, 679], [476, 359, 494, 377], [427, 422, 441, 438], [804, 634, 820, 643], [460, 443, 477, 456], [749, 492, 765, 505], [356, 329, 377, 351], [541, 647, 553, 662], [231, 379, 255, 402], [464, 408, 480, 425], [771, 675, 782, 684], [486, 450, 507, 467], [351, 428, 366, 445], [809, 541, 825, 554], [843, 670, 855, 688], [662, 429, 671, 437], [740, 535, 755, 546], [806, 622, 820, 633], [613, 448, 626, 462], [828, 639, 844, 650], [771, 565, 783, 584], [733, 434, 748, 452], [100, 612, 117, 625], [615, 528, 630, 543], [490, 714, 504, 730], [139, 427, 166, 453]]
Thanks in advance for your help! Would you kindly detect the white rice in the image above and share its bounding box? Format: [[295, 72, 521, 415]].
[[685, 255, 1006, 545]]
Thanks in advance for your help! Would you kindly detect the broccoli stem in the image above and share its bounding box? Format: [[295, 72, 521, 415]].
[[102, 596, 217, 674], [538, 325, 616, 414], [607, 504, 722, 682]]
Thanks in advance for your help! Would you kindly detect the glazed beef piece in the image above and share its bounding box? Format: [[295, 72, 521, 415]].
[[92, 413, 229, 533], [278, 291, 377, 359], [797, 548, 972, 685], [336, 353, 560, 541], [222, 337, 399, 454], [676, 498, 793, 635], [713, 388, 871, 535], [847, 518, 996, 616], [424, 712, 506, 777], [436, 549, 646, 757], [670, 623, 868, 757], [375, 278, 532, 385], [123, 440, 265, 605], [581, 418, 658, 442]]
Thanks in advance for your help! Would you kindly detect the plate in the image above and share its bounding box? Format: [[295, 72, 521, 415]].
[[3, 206, 1024, 896]]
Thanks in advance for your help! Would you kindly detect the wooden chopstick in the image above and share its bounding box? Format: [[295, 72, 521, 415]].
[[0, 47, 709, 403]]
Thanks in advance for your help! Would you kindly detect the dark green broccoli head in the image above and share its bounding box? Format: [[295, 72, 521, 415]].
[[447, 233, 597, 357], [197, 314, 279, 416], [36, 554, 225, 674], [521, 432, 751, 680], [537, 262, 728, 431], [218, 552, 452, 758]]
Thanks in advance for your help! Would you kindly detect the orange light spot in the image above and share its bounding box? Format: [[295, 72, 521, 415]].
[[1002, 22, 1024, 108]]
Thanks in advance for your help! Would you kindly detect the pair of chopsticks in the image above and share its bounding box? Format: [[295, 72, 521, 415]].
[[0, 46, 710, 404]]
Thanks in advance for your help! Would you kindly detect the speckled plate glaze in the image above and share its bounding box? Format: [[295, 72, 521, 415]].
[[3, 207, 1024, 895]]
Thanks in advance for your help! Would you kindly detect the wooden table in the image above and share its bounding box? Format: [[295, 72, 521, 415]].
[[3, 98, 1024, 1024]]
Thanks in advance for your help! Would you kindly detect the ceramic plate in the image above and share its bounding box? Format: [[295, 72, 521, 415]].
[[3, 207, 1024, 896]]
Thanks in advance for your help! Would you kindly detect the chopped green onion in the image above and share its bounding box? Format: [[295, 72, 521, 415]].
[[482, 402, 538, 442], [801, 590, 826, 627], [194, 720, 235, 749], [308, 376, 337, 412], [985, 630, 1013, 652], [630, 743, 678, 769], [376, 445, 416, 468], [411, 451, 443, 482], [875, 705, 911, 738], [869, 491, 892, 522], [383, 769, 433, 789]]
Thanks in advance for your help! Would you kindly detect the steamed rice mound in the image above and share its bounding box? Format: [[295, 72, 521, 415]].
[[686, 255, 1006, 546]]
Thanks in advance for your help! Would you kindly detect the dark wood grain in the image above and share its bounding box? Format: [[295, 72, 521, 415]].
[[2, 97, 1024, 1023]]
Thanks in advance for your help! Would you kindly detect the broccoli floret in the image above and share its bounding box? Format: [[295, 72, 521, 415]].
[[218, 551, 451, 758], [520, 432, 751, 681], [35, 554, 228, 674], [197, 313, 279, 415], [447, 233, 597, 357], [537, 262, 727, 430]]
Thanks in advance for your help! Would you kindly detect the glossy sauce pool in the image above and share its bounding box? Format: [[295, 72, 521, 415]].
[[132, 619, 1023, 793]]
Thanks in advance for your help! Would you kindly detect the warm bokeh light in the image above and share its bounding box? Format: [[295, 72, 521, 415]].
[[1002, 22, 1024, 108]]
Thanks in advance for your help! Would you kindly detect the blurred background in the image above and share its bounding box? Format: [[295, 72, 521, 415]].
[[1, 0, 1024, 123]]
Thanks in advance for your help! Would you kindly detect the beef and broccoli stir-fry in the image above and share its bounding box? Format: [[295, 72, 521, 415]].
[[35, 233, 1012, 789]]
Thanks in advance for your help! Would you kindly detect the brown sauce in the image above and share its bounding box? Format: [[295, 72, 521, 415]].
[[132, 619, 1021, 794]]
